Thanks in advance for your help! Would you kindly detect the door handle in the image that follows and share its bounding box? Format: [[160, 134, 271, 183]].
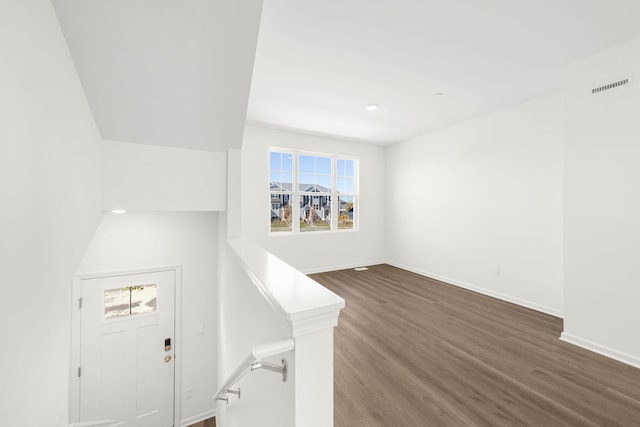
[[165, 355, 172, 363]]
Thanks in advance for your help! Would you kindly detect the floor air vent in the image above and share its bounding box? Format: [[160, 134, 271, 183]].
[[592, 78, 630, 94]]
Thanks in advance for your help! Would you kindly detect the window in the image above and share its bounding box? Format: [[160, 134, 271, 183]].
[[104, 284, 157, 319], [269, 150, 357, 234], [269, 151, 293, 232], [336, 159, 355, 230]]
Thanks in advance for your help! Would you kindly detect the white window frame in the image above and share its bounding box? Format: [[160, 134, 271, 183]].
[[269, 148, 358, 235]]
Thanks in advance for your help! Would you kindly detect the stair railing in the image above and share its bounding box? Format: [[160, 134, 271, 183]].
[[214, 338, 295, 403]]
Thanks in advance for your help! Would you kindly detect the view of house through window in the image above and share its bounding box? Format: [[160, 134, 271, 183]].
[[270, 151, 293, 232], [336, 158, 355, 230], [270, 150, 357, 233]]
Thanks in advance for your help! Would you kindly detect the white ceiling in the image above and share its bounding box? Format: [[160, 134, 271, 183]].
[[53, 0, 640, 150], [248, 0, 640, 145]]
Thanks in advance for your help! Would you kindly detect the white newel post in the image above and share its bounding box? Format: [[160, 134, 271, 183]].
[[223, 238, 345, 427], [291, 310, 342, 427]]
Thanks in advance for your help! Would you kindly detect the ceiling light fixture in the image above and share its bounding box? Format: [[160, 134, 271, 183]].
[[434, 92, 444, 97], [366, 103, 379, 111], [111, 209, 127, 214]]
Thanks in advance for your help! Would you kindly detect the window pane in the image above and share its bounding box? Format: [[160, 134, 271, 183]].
[[271, 193, 292, 232], [104, 284, 157, 319], [282, 154, 293, 172], [270, 173, 282, 187], [270, 151, 293, 191], [336, 177, 353, 193], [316, 157, 331, 175], [316, 174, 331, 191], [270, 173, 292, 190], [282, 173, 292, 187], [338, 196, 355, 230], [130, 285, 157, 315], [345, 159, 354, 176], [299, 174, 315, 189], [344, 177, 354, 193], [299, 155, 314, 173], [104, 288, 131, 319], [299, 155, 332, 192], [337, 158, 353, 177], [300, 194, 331, 232], [316, 157, 332, 192], [269, 151, 281, 172]]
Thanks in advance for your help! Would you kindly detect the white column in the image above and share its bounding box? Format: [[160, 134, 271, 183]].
[[293, 328, 335, 427]]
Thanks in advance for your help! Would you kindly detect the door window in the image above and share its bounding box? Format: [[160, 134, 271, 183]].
[[104, 284, 157, 319]]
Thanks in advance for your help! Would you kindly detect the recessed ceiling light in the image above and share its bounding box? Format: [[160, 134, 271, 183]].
[[434, 92, 444, 97], [111, 209, 127, 214], [366, 103, 379, 111]]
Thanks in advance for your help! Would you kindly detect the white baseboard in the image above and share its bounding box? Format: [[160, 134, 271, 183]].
[[68, 421, 115, 427], [386, 261, 564, 318], [302, 260, 386, 275], [180, 409, 216, 427], [560, 332, 640, 370]]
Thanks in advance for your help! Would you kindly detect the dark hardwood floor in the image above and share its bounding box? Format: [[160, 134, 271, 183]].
[[310, 264, 640, 427], [188, 417, 215, 427]]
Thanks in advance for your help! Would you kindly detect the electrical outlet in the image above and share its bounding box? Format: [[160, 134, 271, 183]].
[[185, 388, 193, 399], [196, 323, 205, 336]]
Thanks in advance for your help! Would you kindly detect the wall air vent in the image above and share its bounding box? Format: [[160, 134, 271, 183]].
[[592, 78, 630, 94]]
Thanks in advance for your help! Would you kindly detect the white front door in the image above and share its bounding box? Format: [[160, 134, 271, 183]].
[[79, 270, 175, 427]]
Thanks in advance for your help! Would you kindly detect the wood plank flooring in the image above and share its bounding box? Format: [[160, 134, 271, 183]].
[[188, 417, 215, 427], [309, 264, 640, 427]]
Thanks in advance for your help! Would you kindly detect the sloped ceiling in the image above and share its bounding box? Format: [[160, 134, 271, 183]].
[[53, 0, 640, 149], [52, 0, 263, 151]]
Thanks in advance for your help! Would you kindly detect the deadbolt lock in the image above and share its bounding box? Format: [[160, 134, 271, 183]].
[[164, 338, 171, 352]]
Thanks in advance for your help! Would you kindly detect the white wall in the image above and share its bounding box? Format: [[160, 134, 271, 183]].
[[386, 92, 564, 316], [103, 140, 227, 212], [562, 36, 640, 367], [241, 126, 386, 273], [78, 212, 219, 424], [0, 1, 103, 426]]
